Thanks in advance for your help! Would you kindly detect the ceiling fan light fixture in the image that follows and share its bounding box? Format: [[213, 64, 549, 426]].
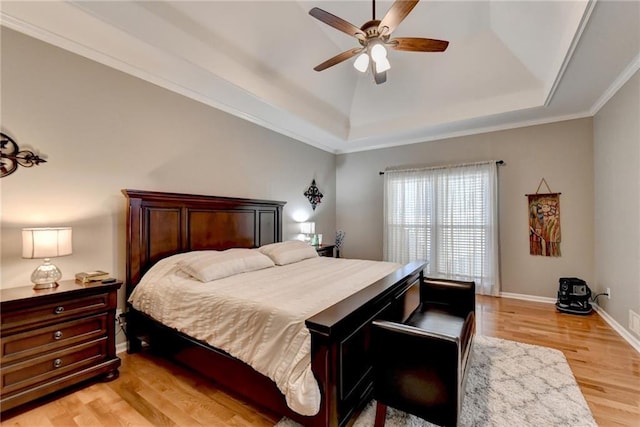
[[353, 53, 370, 72], [370, 43, 387, 63]]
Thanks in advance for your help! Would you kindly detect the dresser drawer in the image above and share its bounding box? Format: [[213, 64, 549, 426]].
[[1, 314, 108, 364], [1, 292, 114, 332], [1, 337, 108, 395]]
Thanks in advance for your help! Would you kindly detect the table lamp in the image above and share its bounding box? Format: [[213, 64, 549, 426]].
[[300, 221, 315, 243], [22, 227, 73, 289]]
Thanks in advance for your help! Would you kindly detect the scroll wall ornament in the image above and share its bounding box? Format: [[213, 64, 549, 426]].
[[303, 179, 323, 210], [526, 178, 562, 257], [1, 133, 47, 178]]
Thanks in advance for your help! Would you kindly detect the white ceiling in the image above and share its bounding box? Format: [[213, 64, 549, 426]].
[[2, 1, 639, 154]]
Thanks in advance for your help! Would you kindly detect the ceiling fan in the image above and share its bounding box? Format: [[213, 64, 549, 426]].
[[309, 0, 449, 84]]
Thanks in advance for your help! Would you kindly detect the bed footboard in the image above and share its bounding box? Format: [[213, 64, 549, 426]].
[[306, 260, 426, 427]]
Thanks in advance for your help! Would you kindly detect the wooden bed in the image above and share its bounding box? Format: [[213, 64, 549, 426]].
[[123, 189, 426, 427]]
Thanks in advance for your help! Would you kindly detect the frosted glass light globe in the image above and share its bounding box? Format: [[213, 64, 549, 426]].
[[376, 57, 391, 72], [353, 53, 370, 72], [370, 44, 387, 62]]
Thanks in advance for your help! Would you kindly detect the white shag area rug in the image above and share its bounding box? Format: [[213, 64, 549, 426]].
[[276, 335, 596, 427]]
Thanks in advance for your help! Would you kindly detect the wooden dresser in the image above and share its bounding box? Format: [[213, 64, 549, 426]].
[[0, 280, 121, 412]]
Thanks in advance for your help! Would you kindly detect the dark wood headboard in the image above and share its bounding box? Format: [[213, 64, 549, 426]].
[[123, 189, 285, 295]]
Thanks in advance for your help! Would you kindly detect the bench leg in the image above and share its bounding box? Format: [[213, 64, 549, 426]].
[[374, 402, 387, 427]]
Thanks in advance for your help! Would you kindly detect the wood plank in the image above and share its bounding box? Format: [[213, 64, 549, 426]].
[[1, 295, 638, 426]]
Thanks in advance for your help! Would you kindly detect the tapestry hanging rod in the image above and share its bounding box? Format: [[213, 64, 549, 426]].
[[379, 160, 504, 175]]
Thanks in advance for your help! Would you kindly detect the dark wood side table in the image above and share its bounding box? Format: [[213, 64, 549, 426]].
[[315, 244, 336, 257], [0, 279, 122, 412]]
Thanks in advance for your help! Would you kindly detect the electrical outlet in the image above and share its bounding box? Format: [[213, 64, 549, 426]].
[[630, 310, 640, 336], [606, 287, 611, 300]]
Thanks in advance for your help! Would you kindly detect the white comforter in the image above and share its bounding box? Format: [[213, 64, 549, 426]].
[[128, 254, 401, 416]]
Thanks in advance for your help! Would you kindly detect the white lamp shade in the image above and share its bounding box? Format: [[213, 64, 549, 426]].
[[22, 227, 73, 259], [300, 222, 316, 234]]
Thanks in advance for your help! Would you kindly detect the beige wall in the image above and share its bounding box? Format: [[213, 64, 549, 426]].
[[0, 29, 336, 306], [3, 27, 637, 339], [593, 70, 640, 337], [336, 119, 595, 298]]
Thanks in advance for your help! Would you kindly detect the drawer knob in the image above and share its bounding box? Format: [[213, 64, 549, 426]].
[[53, 331, 63, 340], [53, 358, 63, 368], [54, 306, 65, 314]]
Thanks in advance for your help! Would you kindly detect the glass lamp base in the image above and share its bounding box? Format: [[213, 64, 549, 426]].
[[33, 282, 60, 290], [31, 258, 61, 290]]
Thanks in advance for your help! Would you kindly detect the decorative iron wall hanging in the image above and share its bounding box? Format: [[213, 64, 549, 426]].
[[304, 179, 323, 210], [1, 133, 47, 178], [526, 178, 561, 257]]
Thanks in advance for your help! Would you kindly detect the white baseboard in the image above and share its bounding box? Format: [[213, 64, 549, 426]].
[[499, 292, 640, 354], [592, 304, 640, 354], [116, 341, 128, 354], [499, 292, 557, 304]]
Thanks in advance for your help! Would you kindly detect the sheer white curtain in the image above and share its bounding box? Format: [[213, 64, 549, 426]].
[[383, 161, 500, 295]]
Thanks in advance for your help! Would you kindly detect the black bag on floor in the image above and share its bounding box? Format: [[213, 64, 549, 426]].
[[556, 277, 593, 315]]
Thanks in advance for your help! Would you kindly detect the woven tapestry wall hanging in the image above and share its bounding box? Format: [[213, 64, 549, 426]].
[[527, 178, 561, 257]]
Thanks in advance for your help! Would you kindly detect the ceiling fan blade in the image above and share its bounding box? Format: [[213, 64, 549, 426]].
[[314, 48, 363, 72], [378, 0, 420, 35], [309, 7, 366, 39], [389, 37, 449, 52]]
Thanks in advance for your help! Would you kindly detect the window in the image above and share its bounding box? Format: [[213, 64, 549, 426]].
[[383, 162, 500, 295]]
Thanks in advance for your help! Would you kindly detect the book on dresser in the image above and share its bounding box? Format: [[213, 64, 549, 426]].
[[75, 270, 110, 282]]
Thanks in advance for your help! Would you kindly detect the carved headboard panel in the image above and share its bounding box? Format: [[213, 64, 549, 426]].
[[123, 189, 285, 295]]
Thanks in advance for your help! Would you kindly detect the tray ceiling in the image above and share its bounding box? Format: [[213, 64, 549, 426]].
[[1, 1, 639, 153]]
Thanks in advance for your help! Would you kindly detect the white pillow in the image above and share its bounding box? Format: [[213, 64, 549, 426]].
[[177, 249, 274, 282], [258, 240, 318, 265]]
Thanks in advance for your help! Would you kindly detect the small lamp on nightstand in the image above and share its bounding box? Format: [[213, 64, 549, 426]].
[[22, 227, 73, 289], [300, 221, 316, 244]]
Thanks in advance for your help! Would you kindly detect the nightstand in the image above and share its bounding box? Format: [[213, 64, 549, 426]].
[[315, 244, 336, 257], [0, 279, 122, 412]]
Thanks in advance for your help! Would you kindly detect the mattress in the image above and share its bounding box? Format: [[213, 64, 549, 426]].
[[128, 252, 401, 416]]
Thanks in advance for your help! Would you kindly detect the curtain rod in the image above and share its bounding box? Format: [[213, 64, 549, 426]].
[[379, 160, 504, 175]]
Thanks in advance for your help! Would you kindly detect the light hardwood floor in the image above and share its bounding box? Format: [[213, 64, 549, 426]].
[[2, 296, 639, 426]]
